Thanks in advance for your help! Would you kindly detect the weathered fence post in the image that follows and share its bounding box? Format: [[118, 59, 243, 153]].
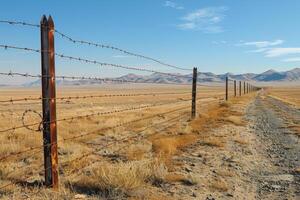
[[239, 81, 241, 96], [234, 80, 236, 97], [191, 67, 197, 119], [40, 15, 58, 189], [225, 76, 228, 101], [247, 83, 249, 93], [244, 82, 246, 94]]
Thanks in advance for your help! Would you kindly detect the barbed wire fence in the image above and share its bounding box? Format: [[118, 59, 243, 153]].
[[0, 16, 261, 191]]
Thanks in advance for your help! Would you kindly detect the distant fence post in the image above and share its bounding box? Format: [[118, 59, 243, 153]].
[[244, 82, 246, 94], [239, 81, 241, 96], [40, 15, 58, 189], [247, 83, 249, 93], [225, 76, 228, 101], [234, 80, 236, 97], [191, 67, 197, 119]]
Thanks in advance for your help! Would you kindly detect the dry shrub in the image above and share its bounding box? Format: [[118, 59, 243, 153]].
[[151, 134, 197, 159], [225, 116, 245, 126], [76, 159, 167, 193]]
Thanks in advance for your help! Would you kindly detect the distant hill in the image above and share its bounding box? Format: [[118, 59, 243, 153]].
[[117, 68, 300, 84], [18, 68, 300, 87]]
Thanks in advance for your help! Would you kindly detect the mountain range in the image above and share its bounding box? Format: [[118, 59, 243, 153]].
[[22, 68, 300, 86], [110, 68, 300, 84]]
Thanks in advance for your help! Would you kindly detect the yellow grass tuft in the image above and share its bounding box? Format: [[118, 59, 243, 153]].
[[75, 159, 167, 193]]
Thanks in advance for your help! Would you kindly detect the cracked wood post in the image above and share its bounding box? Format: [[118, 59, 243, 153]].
[[191, 67, 197, 119], [225, 76, 228, 101], [40, 15, 58, 189], [234, 80, 236, 97], [239, 81, 242, 96]]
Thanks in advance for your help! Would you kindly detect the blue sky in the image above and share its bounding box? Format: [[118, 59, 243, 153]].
[[1, 0, 300, 84]]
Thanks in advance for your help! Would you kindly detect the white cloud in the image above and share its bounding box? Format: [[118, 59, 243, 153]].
[[178, 7, 228, 33], [282, 57, 300, 62], [264, 48, 300, 57], [164, 1, 184, 10], [238, 39, 284, 48]]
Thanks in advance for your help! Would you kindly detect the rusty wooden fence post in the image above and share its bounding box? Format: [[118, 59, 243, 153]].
[[239, 81, 241, 96], [191, 67, 197, 119], [225, 76, 228, 101], [234, 80, 236, 97], [40, 15, 58, 189]]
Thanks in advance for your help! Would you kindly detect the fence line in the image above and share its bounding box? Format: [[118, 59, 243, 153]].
[[0, 15, 261, 190]]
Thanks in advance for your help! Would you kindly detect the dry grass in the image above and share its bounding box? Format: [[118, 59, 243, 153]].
[[0, 85, 258, 199], [225, 116, 245, 126], [151, 134, 197, 156], [201, 137, 225, 147], [215, 169, 235, 177], [73, 159, 167, 194], [210, 178, 229, 192], [234, 137, 249, 145], [267, 86, 300, 108]]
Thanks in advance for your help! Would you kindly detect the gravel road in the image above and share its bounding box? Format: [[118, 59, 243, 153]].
[[246, 92, 300, 200]]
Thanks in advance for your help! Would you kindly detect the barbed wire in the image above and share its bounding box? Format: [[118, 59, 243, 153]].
[[62, 116, 181, 176], [0, 97, 191, 135], [0, 20, 191, 71], [61, 112, 189, 177], [0, 20, 40, 28], [0, 44, 190, 78], [0, 104, 190, 163], [21, 109, 43, 132], [0, 92, 191, 104]]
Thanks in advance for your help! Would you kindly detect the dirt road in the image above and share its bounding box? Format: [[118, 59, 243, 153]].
[[159, 91, 300, 200], [246, 92, 300, 199]]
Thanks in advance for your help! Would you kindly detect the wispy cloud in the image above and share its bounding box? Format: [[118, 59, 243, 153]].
[[282, 57, 300, 62], [263, 48, 300, 57], [177, 7, 228, 33], [164, 1, 184, 10], [237, 39, 284, 48]]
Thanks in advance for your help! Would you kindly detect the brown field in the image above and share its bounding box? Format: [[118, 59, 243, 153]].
[[0, 84, 227, 199], [0, 84, 298, 199], [266, 86, 300, 108]]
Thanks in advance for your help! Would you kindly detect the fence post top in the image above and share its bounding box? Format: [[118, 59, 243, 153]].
[[40, 15, 48, 25], [48, 15, 54, 28]]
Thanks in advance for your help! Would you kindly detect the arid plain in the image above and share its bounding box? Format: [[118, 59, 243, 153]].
[[0, 84, 299, 199]]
